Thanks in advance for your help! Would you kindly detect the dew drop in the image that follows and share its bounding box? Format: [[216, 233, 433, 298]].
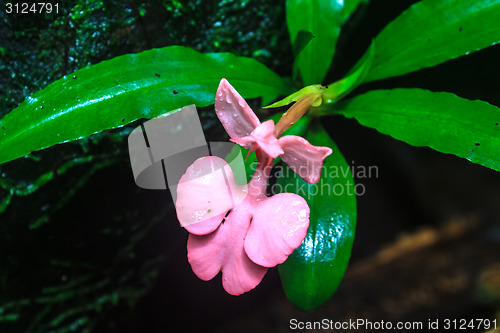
[[225, 95, 232, 103]]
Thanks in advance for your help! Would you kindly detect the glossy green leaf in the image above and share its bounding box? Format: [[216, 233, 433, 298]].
[[322, 41, 374, 104], [277, 121, 357, 311], [287, 0, 367, 85], [361, 0, 500, 82], [331, 89, 500, 171], [292, 30, 315, 81], [292, 30, 315, 58], [0, 46, 293, 165], [343, 0, 369, 20]]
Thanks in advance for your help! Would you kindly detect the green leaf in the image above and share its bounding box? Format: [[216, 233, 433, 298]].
[[291, 30, 315, 81], [264, 84, 324, 109], [332, 89, 500, 171], [287, 0, 366, 85], [266, 41, 374, 111], [361, 0, 500, 82], [343, 0, 369, 20], [322, 41, 374, 104], [0, 46, 292, 165], [292, 30, 315, 58], [277, 121, 357, 311]]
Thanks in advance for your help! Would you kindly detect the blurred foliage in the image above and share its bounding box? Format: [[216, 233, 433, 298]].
[[0, 0, 290, 331]]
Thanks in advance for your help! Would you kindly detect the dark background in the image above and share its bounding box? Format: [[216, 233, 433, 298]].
[[1, 0, 499, 332]]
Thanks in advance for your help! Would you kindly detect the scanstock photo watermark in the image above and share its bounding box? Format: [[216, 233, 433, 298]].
[[289, 318, 498, 331], [247, 160, 379, 199]]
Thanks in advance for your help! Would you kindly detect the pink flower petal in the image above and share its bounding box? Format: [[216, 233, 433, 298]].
[[244, 193, 309, 268], [215, 78, 261, 143], [187, 229, 227, 281], [231, 120, 284, 158], [175, 156, 246, 234], [279, 135, 333, 184], [187, 205, 268, 295], [230, 136, 254, 148], [250, 120, 284, 158]]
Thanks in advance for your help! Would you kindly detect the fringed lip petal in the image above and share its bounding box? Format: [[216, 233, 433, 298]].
[[279, 135, 333, 184], [215, 78, 261, 140], [244, 193, 310, 268]]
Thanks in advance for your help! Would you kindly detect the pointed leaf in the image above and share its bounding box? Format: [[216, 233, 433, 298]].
[[0, 46, 293, 165], [287, 0, 367, 85], [277, 121, 357, 311], [343, 0, 369, 21], [322, 41, 374, 104], [361, 0, 500, 82], [332, 88, 500, 172], [292, 30, 315, 81]]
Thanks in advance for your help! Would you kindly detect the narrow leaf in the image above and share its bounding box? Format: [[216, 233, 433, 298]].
[[332, 89, 500, 171], [0, 46, 292, 165], [292, 30, 315, 81], [322, 41, 374, 104], [277, 121, 357, 311], [292, 30, 315, 58], [343, 0, 369, 21], [361, 0, 500, 82], [287, 0, 367, 85]]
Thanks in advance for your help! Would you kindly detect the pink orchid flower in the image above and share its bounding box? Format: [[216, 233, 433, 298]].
[[175, 79, 332, 295]]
